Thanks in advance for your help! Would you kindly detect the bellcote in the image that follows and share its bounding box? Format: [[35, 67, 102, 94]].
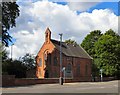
[[45, 27, 51, 43]]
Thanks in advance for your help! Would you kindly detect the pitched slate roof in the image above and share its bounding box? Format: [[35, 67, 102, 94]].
[[51, 39, 92, 59]]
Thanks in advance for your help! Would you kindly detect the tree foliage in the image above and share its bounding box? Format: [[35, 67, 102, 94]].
[[2, 59, 26, 78], [1, 2, 19, 46], [65, 39, 78, 45], [81, 30, 102, 58], [94, 29, 120, 76], [0, 4, 2, 39], [2, 48, 8, 61], [81, 30, 102, 76], [1, 48, 26, 78], [81, 29, 120, 77], [20, 53, 36, 70], [2, 50, 36, 77], [0, 44, 8, 64]]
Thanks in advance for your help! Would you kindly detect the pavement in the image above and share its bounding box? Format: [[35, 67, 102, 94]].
[[1, 80, 119, 94]]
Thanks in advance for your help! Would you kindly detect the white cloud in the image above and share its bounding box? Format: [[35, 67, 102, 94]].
[[61, 0, 118, 12], [8, 1, 118, 59], [67, 2, 99, 12]]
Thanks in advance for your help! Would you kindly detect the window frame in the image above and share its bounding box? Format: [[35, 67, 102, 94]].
[[85, 64, 88, 75], [77, 63, 80, 76], [66, 63, 72, 73], [53, 56, 57, 66], [38, 58, 42, 67]]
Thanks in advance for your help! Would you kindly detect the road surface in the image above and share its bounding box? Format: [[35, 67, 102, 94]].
[[2, 80, 119, 93]]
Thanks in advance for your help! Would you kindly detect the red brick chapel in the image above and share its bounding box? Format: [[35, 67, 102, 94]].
[[35, 27, 92, 80]]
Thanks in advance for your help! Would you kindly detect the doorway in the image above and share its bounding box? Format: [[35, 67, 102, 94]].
[[44, 70, 49, 78]]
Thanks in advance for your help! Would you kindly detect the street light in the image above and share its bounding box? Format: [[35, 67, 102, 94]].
[[59, 33, 63, 85], [11, 43, 14, 60], [62, 67, 66, 83], [100, 69, 103, 82]]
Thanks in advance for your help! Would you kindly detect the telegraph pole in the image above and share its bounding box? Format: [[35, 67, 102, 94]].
[[100, 69, 103, 82], [11, 44, 14, 60], [59, 33, 63, 85]]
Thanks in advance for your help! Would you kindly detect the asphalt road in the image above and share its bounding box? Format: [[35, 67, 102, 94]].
[[2, 80, 119, 93]]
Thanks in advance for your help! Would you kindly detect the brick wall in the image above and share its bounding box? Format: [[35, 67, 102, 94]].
[[26, 69, 36, 78], [2, 75, 115, 87], [2, 75, 15, 87], [36, 40, 92, 79], [14, 78, 59, 86], [2, 75, 92, 87], [46, 50, 92, 79]]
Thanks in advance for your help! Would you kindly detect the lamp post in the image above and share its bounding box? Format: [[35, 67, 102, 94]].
[[11, 44, 14, 60], [59, 33, 63, 85], [62, 67, 66, 83], [100, 69, 103, 82]]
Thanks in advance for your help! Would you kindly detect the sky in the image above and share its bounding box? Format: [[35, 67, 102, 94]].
[[6, 0, 119, 59]]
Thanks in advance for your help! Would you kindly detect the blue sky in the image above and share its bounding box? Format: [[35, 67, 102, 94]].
[[17, 1, 119, 18], [53, 2, 119, 16], [87, 2, 119, 16], [8, 0, 119, 59], [17, 0, 119, 15]]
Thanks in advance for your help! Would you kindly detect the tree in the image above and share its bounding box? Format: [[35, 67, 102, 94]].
[[105, 29, 118, 37], [20, 53, 36, 70], [2, 59, 27, 78], [65, 39, 78, 45], [1, 2, 19, 46], [2, 48, 8, 62], [0, 43, 3, 58], [81, 30, 102, 77], [94, 29, 120, 77], [0, 4, 2, 39], [81, 30, 102, 58], [1, 48, 27, 78]]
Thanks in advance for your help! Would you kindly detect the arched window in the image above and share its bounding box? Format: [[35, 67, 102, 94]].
[[48, 54, 51, 65], [85, 64, 88, 75], [38, 58, 42, 67], [66, 63, 72, 73], [45, 33, 48, 43], [44, 52, 48, 65], [77, 64, 80, 76], [44, 70, 49, 78], [44, 53, 47, 61], [54, 56, 57, 66]]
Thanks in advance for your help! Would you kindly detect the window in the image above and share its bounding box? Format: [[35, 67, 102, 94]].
[[44, 53, 47, 65], [77, 64, 80, 75], [66, 63, 72, 78], [85, 64, 88, 75], [66, 63, 72, 73], [45, 33, 48, 42], [54, 56, 57, 66], [44, 53, 47, 61], [38, 58, 42, 67], [72, 58, 73, 65], [48, 54, 51, 64], [44, 70, 49, 78]]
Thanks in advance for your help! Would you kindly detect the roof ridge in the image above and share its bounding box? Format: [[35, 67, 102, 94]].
[[51, 39, 64, 43], [51, 39, 92, 59]]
